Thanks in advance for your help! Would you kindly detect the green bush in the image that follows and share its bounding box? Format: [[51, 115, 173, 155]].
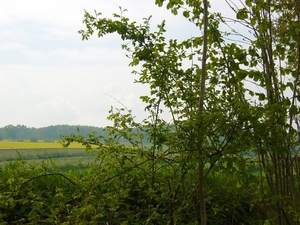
[[0, 156, 268, 224], [0, 160, 80, 224], [30, 137, 38, 142]]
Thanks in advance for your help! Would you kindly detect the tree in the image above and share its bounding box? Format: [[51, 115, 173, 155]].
[[62, 0, 299, 224], [220, 1, 300, 224], [30, 137, 38, 142], [4, 125, 17, 140]]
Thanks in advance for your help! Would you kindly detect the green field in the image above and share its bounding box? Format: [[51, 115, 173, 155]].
[[0, 140, 95, 171]]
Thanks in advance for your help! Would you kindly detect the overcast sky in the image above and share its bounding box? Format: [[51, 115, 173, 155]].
[[0, 0, 235, 128]]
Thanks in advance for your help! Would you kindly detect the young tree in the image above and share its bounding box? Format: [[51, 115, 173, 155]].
[[62, 0, 299, 224], [76, 2, 254, 224], [220, 1, 300, 224]]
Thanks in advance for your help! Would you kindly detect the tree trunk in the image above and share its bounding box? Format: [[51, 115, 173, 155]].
[[198, 0, 208, 224]]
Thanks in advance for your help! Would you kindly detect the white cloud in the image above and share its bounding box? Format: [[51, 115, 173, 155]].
[[0, 0, 238, 128], [35, 97, 81, 121], [0, 61, 146, 127], [0, 42, 26, 51]]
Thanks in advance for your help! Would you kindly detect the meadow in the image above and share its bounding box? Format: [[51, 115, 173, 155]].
[[0, 140, 95, 171]]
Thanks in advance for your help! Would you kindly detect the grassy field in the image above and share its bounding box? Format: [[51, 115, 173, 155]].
[[0, 140, 96, 171]]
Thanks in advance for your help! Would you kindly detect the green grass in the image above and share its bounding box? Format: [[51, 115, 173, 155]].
[[17, 155, 96, 171], [0, 148, 95, 170]]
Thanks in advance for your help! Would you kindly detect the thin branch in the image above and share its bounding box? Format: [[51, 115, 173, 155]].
[[5, 172, 77, 203]]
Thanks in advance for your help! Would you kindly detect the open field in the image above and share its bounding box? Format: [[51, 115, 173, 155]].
[[0, 149, 96, 171], [0, 139, 84, 149], [0, 148, 88, 161], [0, 140, 96, 171]]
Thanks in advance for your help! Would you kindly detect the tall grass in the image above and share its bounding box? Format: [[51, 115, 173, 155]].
[[0, 142, 96, 171]]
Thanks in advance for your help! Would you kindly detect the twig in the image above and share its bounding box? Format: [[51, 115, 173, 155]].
[[145, 201, 162, 225], [4, 172, 77, 203]]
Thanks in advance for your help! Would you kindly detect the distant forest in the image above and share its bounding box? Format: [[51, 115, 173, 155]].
[[0, 125, 107, 141]]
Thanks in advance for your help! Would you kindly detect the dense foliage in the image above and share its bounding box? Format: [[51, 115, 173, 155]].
[[1, 0, 299, 224], [0, 159, 266, 224]]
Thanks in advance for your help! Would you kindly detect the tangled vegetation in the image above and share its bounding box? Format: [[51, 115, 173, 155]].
[[0, 0, 299, 224]]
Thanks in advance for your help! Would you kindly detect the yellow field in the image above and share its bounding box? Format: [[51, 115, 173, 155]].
[[0, 140, 84, 149]]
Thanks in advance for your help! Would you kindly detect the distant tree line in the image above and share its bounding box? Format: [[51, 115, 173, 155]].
[[0, 124, 107, 141]]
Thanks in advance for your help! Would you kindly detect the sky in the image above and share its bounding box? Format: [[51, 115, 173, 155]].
[[0, 0, 235, 128]]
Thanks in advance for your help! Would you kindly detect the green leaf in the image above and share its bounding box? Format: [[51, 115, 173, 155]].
[[167, 1, 174, 9], [7, 177, 14, 185], [155, 0, 164, 7], [245, 0, 252, 7], [171, 8, 178, 15], [183, 10, 190, 18], [236, 71, 247, 80], [250, 18, 256, 26], [236, 8, 248, 20], [290, 105, 298, 116], [257, 93, 266, 101], [248, 90, 254, 97]]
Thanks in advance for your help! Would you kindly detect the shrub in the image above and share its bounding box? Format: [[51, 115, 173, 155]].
[[30, 137, 38, 142]]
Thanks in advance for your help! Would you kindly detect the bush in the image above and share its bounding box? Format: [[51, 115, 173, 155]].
[[30, 137, 38, 142], [0, 161, 80, 224]]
